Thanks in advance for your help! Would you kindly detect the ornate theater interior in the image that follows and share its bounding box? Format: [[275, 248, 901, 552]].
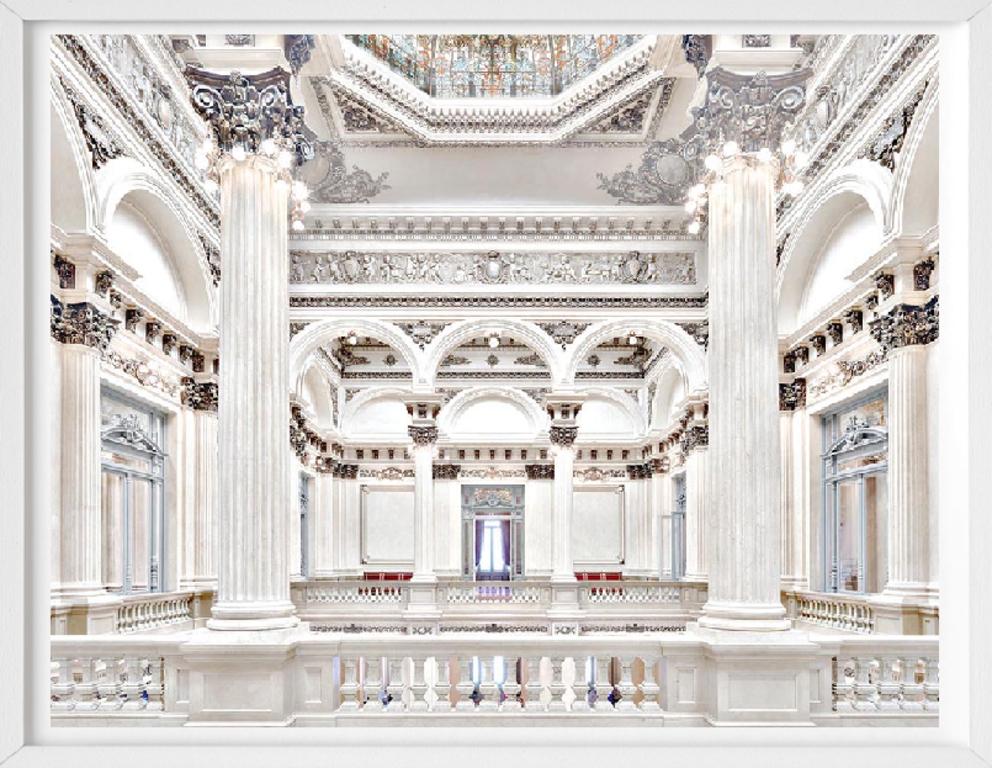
[[47, 32, 939, 726]]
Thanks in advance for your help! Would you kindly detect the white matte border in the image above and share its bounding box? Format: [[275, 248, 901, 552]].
[[1, 3, 990, 767]]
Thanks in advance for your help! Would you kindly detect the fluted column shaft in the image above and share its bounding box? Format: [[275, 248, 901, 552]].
[[884, 345, 931, 595], [209, 156, 296, 630], [700, 157, 788, 631], [411, 442, 436, 582], [684, 448, 708, 581], [58, 344, 103, 594], [551, 445, 576, 582]]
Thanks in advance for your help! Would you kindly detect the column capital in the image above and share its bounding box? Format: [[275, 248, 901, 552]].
[[690, 67, 811, 153], [626, 463, 654, 480], [549, 425, 579, 448], [181, 378, 218, 412], [408, 424, 439, 446], [778, 378, 807, 411], [870, 296, 939, 353], [524, 463, 555, 480], [187, 67, 312, 165], [432, 463, 460, 480], [50, 296, 118, 352]]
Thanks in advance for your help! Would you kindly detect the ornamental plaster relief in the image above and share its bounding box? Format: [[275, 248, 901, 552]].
[[289, 250, 695, 285]]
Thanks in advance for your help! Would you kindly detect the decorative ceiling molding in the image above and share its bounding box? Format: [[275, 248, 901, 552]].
[[289, 250, 695, 286], [597, 138, 699, 205], [308, 138, 391, 204], [309, 36, 680, 145]]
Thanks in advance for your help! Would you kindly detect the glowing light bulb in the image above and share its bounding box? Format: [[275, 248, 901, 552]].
[[347, 333, 358, 345], [781, 139, 797, 157], [687, 220, 701, 235], [291, 219, 305, 232], [627, 333, 639, 346], [684, 199, 697, 214], [757, 147, 773, 164], [704, 154, 722, 172], [260, 138, 277, 156], [722, 140, 739, 157], [230, 144, 247, 162], [488, 335, 500, 349]]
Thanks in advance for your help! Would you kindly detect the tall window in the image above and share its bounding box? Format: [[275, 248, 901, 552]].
[[821, 393, 888, 594], [100, 389, 167, 594]]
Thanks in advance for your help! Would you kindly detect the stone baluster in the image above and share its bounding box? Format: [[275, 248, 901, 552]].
[[547, 656, 568, 712], [454, 657, 476, 712], [409, 655, 430, 712], [876, 656, 901, 711], [923, 657, 939, 711], [615, 656, 637, 712], [594, 656, 614, 711], [338, 657, 360, 712], [434, 656, 453, 712], [120, 657, 146, 711], [97, 658, 123, 711], [385, 657, 405, 712], [477, 656, 498, 712], [51, 658, 75, 712], [363, 656, 384, 712], [75, 658, 99, 712], [640, 657, 661, 712], [898, 656, 923, 711], [852, 657, 878, 711], [146, 658, 164, 712], [833, 656, 854, 713], [571, 655, 591, 712], [524, 656, 545, 711], [502, 657, 523, 711]]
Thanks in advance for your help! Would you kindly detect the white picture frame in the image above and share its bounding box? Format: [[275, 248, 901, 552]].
[[2, 2, 990, 767]]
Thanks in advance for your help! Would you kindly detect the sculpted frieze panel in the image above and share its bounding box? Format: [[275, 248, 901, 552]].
[[807, 349, 887, 401], [289, 250, 695, 286]]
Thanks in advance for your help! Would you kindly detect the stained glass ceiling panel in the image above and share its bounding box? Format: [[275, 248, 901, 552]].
[[345, 34, 642, 98]]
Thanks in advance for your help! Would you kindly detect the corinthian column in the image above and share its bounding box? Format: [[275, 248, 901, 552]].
[[696, 68, 809, 632], [51, 298, 118, 599], [545, 396, 585, 584], [189, 69, 311, 630], [871, 299, 939, 605], [406, 397, 443, 583]]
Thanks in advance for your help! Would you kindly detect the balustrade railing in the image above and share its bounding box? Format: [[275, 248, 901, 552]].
[[115, 592, 195, 634], [320, 634, 674, 716], [50, 637, 180, 714], [830, 637, 939, 714], [785, 590, 876, 634], [440, 582, 552, 606]]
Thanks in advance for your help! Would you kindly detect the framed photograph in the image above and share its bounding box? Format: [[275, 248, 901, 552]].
[[2, 1, 990, 767]]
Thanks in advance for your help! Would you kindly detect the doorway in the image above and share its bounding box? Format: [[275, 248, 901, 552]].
[[461, 485, 524, 580]]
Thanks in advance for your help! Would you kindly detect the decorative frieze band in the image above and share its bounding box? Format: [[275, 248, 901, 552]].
[[290, 294, 708, 310], [289, 249, 696, 286], [50, 296, 118, 352], [870, 296, 939, 353]]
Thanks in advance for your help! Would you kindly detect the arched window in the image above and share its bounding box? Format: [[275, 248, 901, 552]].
[[100, 390, 167, 594], [821, 393, 888, 594]]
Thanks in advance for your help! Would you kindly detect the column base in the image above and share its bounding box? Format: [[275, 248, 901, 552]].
[[870, 585, 940, 634], [207, 600, 299, 631], [698, 600, 791, 632]]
